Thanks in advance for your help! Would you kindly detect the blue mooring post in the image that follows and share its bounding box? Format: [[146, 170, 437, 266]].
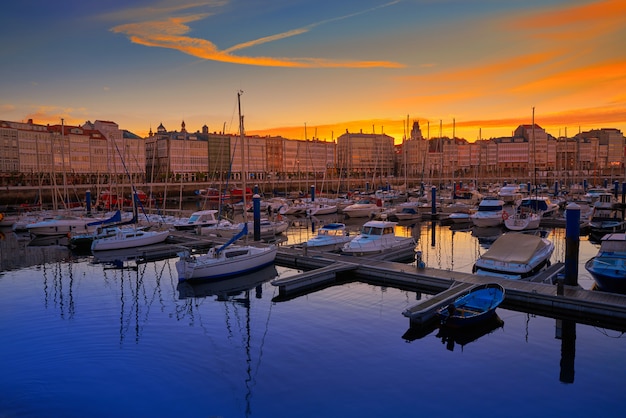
[[604, 178, 608, 188], [254, 184, 259, 195], [85, 190, 91, 214], [554, 181, 559, 196], [452, 182, 456, 199], [614, 181, 619, 199], [365, 182, 369, 192], [310, 185, 315, 202], [431, 186, 437, 216], [253, 194, 261, 241], [527, 181, 531, 195], [583, 179, 587, 192], [564, 202, 580, 287]]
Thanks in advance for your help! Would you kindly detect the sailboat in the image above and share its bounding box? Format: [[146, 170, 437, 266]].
[[504, 108, 545, 231], [90, 193, 170, 251], [175, 91, 277, 282]]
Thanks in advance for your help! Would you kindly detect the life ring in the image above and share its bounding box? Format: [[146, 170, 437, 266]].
[[502, 211, 509, 220]]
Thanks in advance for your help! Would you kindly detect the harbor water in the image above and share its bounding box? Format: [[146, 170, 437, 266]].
[[0, 216, 623, 417]]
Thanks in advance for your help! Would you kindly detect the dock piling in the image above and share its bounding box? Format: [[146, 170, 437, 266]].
[[564, 202, 580, 287]]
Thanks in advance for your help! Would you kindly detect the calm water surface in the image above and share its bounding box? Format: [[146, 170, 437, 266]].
[[0, 217, 623, 418]]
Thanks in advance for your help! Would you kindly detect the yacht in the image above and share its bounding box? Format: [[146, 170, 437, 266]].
[[173, 209, 220, 231], [341, 220, 415, 256], [304, 223, 353, 252], [470, 198, 506, 228]]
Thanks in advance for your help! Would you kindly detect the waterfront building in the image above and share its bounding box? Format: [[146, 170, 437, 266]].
[[1, 116, 624, 191], [337, 130, 395, 180]]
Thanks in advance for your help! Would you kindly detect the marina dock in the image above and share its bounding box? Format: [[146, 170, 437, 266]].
[[141, 230, 626, 331], [272, 246, 626, 331]]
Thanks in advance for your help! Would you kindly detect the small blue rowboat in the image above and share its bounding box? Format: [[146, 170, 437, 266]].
[[436, 283, 505, 327]]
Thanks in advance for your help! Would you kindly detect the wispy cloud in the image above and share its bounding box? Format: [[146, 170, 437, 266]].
[[110, 1, 404, 68]]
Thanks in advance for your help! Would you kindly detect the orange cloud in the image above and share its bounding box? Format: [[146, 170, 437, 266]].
[[511, 0, 626, 40], [111, 3, 404, 68]]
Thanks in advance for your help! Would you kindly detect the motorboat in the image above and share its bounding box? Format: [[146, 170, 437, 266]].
[[341, 220, 415, 256], [305, 203, 338, 216], [472, 232, 554, 280], [392, 201, 422, 221], [176, 224, 277, 281], [342, 201, 382, 218], [436, 283, 505, 327], [583, 187, 611, 203], [173, 209, 220, 231], [304, 222, 353, 252], [470, 198, 506, 227], [91, 227, 170, 251], [497, 184, 523, 204], [584, 233, 626, 294], [587, 193, 625, 242]]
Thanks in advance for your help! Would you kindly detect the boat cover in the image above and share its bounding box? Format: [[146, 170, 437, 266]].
[[480, 233, 548, 264]]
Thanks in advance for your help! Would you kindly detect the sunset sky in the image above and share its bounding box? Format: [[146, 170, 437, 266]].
[[2, 0, 625, 143]]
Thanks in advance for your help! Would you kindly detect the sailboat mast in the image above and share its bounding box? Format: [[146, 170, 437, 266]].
[[532, 107, 536, 194], [238, 91, 247, 218]]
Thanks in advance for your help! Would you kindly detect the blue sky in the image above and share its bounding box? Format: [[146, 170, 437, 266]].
[[2, 0, 625, 142]]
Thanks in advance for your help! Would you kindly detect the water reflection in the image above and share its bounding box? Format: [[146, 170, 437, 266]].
[[175, 264, 278, 418], [42, 258, 77, 319], [435, 314, 505, 352], [177, 265, 278, 301], [401, 314, 505, 353], [471, 226, 504, 248]]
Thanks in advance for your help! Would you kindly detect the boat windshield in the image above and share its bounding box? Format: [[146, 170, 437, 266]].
[[478, 205, 502, 212], [362, 226, 384, 235]]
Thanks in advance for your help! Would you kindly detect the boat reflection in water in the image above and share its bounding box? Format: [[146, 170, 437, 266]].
[[471, 226, 504, 248], [177, 264, 278, 301], [175, 264, 279, 417], [401, 314, 505, 352], [436, 314, 505, 351], [91, 243, 181, 269]]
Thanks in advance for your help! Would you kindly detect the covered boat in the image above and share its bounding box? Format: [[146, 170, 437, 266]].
[[472, 232, 554, 280]]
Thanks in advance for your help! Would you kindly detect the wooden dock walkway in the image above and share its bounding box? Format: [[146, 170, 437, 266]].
[[273, 246, 626, 331]]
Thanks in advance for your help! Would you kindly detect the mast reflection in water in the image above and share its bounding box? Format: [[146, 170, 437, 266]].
[[0, 225, 624, 417]]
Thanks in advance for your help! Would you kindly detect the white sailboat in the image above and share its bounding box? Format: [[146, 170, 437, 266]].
[[176, 91, 277, 281]]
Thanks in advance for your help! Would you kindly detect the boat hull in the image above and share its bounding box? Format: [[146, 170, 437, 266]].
[[91, 230, 170, 251], [436, 283, 505, 327], [585, 256, 626, 294], [176, 245, 277, 281]]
